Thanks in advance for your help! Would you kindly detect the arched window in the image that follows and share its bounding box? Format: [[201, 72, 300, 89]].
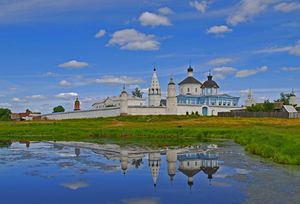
[[187, 88, 190, 93]]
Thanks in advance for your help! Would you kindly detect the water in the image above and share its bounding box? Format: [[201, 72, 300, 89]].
[[0, 141, 299, 204]]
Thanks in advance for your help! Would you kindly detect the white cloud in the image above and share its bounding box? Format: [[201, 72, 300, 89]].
[[289, 40, 300, 56], [0, 0, 138, 24], [59, 80, 71, 87], [93, 75, 144, 85], [208, 57, 235, 66], [108, 29, 160, 51], [0, 103, 12, 108], [55, 92, 78, 100], [46, 72, 58, 77], [95, 29, 106, 38], [212, 67, 237, 79], [158, 7, 174, 15], [139, 12, 171, 27], [235, 65, 268, 78], [280, 67, 300, 72], [190, 1, 208, 13], [26, 95, 47, 100], [274, 2, 300, 12], [227, 0, 274, 26], [59, 60, 89, 69], [12, 97, 27, 103], [255, 40, 300, 56], [255, 46, 293, 53], [207, 25, 232, 35]]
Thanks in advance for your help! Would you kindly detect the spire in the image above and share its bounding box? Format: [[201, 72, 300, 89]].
[[208, 70, 213, 80]]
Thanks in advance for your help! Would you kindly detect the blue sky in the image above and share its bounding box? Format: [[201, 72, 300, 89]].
[[0, 0, 299, 113]]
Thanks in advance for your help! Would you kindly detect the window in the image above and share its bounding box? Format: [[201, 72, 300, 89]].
[[187, 88, 190, 93], [195, 88, 198, 92]]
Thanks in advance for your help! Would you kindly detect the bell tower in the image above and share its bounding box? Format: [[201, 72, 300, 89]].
[[148, 68, 161, 107]]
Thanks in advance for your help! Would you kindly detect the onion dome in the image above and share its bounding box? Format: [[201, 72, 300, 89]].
[[168, 77, 175, 85], [187, 66, 193, 73], [201, 74, 219, 88]]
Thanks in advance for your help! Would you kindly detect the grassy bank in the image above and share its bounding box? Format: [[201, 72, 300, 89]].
[[0, 115, 300, 165]]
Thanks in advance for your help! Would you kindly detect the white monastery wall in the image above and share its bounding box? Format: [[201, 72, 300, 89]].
[[44, 107, 120, 120], [128, 106, 166, 115]]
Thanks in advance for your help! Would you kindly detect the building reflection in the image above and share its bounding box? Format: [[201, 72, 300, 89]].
[[148, 153, 161, 187], [75, 147, 80, 157], [120, 150, 129, 175], [166, 150, 177, 184], [19, 141, 31, 148], [50, 142, 220, 189]]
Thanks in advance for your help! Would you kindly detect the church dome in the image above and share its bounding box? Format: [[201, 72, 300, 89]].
[[178, 77, 202, 85], [187, 66, 193, 72], [201, 75, 219, 88]]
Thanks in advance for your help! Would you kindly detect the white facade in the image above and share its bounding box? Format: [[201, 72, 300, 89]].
[[92, 95, 145, 109]]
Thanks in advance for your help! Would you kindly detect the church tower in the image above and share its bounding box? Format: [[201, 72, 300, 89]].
[[120, 86, 128, 115], [148, 153, 161, 187], [245, 89, 256, 107], [167, 77, 177, 115], [74, 97, 80, 111], [148, 68, 161, 107]]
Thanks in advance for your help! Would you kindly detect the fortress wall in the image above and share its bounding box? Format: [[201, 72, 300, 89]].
[[44, 108, 121, 120], [128, 106, 167, 115]]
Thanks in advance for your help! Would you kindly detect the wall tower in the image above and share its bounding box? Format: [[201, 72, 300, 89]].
[[120, 86, 128, 115], [167, 77, 178, 114]]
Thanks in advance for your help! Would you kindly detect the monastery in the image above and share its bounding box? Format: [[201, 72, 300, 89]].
[[44, 66, 243, 120]]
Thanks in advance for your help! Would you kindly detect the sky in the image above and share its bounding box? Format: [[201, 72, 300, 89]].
[[0, 0, 299, 113]]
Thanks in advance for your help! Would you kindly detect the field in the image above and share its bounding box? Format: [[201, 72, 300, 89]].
[[0, 115, 300, 165]]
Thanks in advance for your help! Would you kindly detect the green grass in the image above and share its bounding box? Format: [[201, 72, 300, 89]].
[[1, 115, 300, 165]]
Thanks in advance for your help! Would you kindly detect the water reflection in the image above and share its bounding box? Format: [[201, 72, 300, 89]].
[[63, 142, 220, 189], [1, 141, 300, 204]]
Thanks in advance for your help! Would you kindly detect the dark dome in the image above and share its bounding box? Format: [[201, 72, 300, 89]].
[[187, 66, 193, 72], [178, 77, 202, 85], [201, 75, 219, 88]]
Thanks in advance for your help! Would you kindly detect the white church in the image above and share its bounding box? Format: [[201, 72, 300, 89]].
[[44, 66, 243, 120]]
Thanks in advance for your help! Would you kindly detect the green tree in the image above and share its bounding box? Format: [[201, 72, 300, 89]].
[[132, 87, 143, 98], [0, 108, 11, 121], [53, 106, 65, 113], [275, 92, 290, 105], [247, 100, 275, 112]]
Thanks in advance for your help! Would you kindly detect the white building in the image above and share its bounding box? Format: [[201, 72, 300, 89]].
[[44, 66, 243, 120]]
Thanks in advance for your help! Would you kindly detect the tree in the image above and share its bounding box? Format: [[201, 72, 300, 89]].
[[246, 100, 275, 112], [53, 106, 65, 113], [0, 108, 11, 121], [275, 92, 290, 105], [132, 87, 143, 98]]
